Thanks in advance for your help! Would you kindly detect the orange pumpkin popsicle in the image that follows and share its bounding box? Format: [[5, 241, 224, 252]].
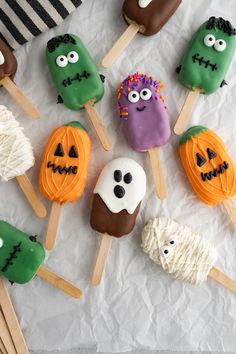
[[179, 126, 236, 226], [39, 121, 91, 250]]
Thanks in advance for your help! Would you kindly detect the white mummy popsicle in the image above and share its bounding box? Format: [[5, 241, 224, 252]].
[[0, 106, 46, 217]]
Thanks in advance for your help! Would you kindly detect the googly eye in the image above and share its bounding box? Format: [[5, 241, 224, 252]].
[[67, 51, 79, 63], [128, 91, 140, 103], [56, 55, 68, 67], [160, 246, 172, 258], [0, 51, 5, 65], [204, 34, 216, 47], [140, 88, 152, 101], [0, 238, 3, 248], [214, 39, 226, 52]]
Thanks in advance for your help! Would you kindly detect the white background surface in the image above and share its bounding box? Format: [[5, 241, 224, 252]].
[[1, 0, 236, 352]]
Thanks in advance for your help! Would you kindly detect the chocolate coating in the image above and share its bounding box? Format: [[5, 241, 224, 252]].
[[0, 40, 17, 81], [123, 0, 181, 36], [90, 194, 140, 238]]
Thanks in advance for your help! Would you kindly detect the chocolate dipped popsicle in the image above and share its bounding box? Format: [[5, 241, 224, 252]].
[[0, 39, 39, 119], [90, 157, 146, 285], [102, 0, 181, 68]]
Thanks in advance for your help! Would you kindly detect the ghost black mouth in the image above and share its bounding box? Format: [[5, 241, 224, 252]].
[[201, 161, 229, 181], [1, 242, 22, 273], [136, 106, 146, 112], [47, 162, 77, 174], [192, 53, 218, 71], [62, 70, 91, 87]]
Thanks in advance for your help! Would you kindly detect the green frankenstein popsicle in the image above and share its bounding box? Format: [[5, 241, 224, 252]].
[[46, 33, 112, 151], [177, 17, 236, 94], [0, 221, 45, 284]]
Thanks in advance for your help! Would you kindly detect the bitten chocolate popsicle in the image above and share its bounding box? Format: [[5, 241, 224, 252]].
[[102, 0, 181, 68], [0, 220, 82, 298], [179, 126, 236, 227], [90, 157, 146, 286], [174, 16, 236, 135], [0, 39, 39, 119], [118, 73, 171, 199], [0, 105, 46, 218], [46, 34, 112, 151], [142, 217, 236, 293], [39, 122, 91, 250]]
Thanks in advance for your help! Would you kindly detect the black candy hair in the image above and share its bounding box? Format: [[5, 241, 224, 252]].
[[47, 34, 76, 52], [206, 16, 236, 36]]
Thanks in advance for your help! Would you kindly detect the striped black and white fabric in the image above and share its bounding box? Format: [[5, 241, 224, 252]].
[[0, 0, 84, 50]]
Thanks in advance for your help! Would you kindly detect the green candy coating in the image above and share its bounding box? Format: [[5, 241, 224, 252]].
[[178, 17, 236, 94], [179, 126, 208, 145], [0, 221, 45, 284], [46, 33, 104, 110]]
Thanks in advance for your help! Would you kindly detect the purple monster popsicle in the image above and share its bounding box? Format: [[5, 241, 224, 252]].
[[118, 72, 171, 199]]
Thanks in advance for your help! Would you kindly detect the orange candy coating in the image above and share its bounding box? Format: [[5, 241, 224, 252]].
[[39, 122, 91, 204], [179, 126, 236, 205]]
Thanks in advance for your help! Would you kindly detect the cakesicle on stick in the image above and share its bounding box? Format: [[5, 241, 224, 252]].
[[174, 17, 236, 135], [102, 0, 181, 68], [179, 126, 236, 227], [46, 34, 112, 151], [118, 73, 170, 199], [142, 217, 236, 293], [0, 105, 46, 218], [0, 278, 29, 354], [0, 220, 82, 298], [90, 158, 146, 286], [39, 121, 91, 250], [0, 39, 39, 119]]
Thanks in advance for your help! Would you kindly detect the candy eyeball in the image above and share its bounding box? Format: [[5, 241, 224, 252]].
[[204, 34, 216, 47], [128, 91, 140, 103], [214, 39, 226, 52], [140, 88, 152, 101], [0, 238, 3, 248], [0, 51, 5, 65], [160, 246, 173, 258], [67, 51, 79, 63], [56, 55, 68, 67]]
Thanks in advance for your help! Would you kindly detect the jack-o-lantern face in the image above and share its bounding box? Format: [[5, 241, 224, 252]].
[[39, 121, 91, 204], [179, 126, 236, 205]]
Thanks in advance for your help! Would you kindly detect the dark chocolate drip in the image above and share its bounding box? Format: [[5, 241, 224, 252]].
[[62, 70, 91, 87], [201, 161, 229, 181], [47, 161, 77, 174], [206, 17, 236, 36], [47, 34, 76, 52], [192, 54, 218, 71], [1, 242, 22, 273]]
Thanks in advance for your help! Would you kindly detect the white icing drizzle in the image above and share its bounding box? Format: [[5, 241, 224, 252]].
[[0, 105, 34, 181], [94, 157, 146, 214], [142, 217, 217, 285], [138, 0, 152, 8]]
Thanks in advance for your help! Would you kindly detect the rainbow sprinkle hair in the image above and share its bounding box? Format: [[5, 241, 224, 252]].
[[117, 72, 166, 119]]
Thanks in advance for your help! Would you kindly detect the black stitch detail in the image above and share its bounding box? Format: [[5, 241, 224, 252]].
[[1, 242, 22, 273], [62, 71, 91, 87], [192, 54, 218, 71]]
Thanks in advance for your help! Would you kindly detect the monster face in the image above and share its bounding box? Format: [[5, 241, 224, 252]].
[[118, 72, 170, 151], [46, 34, 104, 110], [178, 17, 236, 94]]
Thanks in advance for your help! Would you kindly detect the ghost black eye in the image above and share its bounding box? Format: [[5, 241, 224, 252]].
[[114, 170, 122, 182], [124, 173, 132, 184]]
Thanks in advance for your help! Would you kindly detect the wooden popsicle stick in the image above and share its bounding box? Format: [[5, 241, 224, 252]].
[[209, 267, 236, 294], [91, 233, 112, 286], [0, 278, 29, 354], [148, 147, 167, 200], [44, 201, 61, 251], [0, 337, 7, 354], [102, 23, 140, 68], [174, 88, 202, 136], [222, 199, 236, 228], [37, 265, 82, 299], [0, 310, 16, 354], [84, 101, 112, 151], [16, 174, 47, 218], [0, 77, 40, 119]]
